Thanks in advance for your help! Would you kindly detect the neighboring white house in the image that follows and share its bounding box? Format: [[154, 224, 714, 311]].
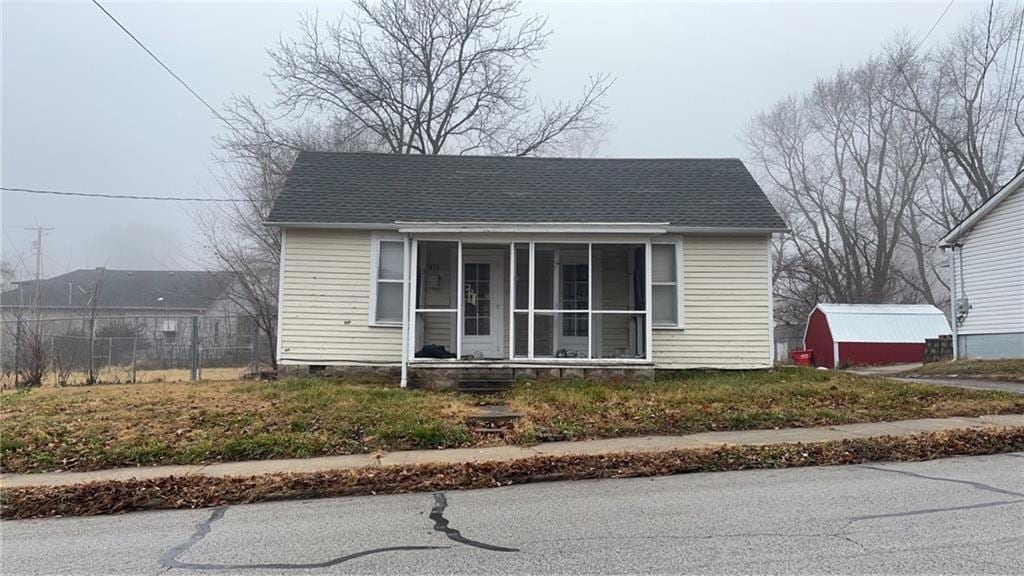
[[267, 152, 787, 386], [940, 170, 1024, 359]]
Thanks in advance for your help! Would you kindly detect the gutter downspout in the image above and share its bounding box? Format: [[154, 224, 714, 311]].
[[947, 245, 959, 360]]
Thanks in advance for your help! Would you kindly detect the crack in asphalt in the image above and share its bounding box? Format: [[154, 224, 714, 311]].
[[849, 499, 1024, 522], [429, 492, 519, 552], [857, 465, 1024, 497], [158, 491, 517, 571], [158, 506, 445, 571]]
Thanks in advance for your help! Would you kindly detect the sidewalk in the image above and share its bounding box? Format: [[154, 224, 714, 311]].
[[3, 414, 1022, 489]]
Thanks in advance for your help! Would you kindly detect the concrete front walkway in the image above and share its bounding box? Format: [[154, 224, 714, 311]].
[[2, 414, 1022, 489]]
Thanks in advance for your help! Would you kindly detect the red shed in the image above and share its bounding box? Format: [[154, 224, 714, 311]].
[[803, 304, 951, 368]]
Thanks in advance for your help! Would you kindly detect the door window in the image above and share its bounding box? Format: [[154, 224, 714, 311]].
[[464, 263, 491, 336]]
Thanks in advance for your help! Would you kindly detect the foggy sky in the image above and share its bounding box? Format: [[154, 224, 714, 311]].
[[1, 0, 975, 281]]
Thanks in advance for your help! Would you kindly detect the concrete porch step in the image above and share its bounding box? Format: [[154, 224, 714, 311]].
[[455, 368, 514, 394], [457, 379, 514, 394]]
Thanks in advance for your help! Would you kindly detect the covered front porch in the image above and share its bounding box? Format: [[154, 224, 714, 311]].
[[394, 226, 680, 386]]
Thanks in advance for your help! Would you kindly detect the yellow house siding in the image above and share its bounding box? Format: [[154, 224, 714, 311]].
[[278, 230, 773, 369], [653, 235, 771, 369], [279, 229, 403, 365]]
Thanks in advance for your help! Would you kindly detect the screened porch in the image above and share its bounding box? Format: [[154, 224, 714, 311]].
[[398, 237, 681, 365]]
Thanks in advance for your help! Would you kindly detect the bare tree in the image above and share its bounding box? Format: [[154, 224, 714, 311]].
[[83, 269, 105, 385], [202, 0, 612, 370], [747, 56, 930, 319], [892, 2, 1024, 216], [268, 0, 611, 156], [751, 3, 1024, 324], [0, 260, 15, 292], [199, 107, 379, 371]]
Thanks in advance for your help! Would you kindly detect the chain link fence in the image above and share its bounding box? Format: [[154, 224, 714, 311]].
[[0, 313, 273, 388]]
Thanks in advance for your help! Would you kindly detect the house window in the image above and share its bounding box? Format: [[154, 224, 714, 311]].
[[652, 242, 682, 328], [371, 238, 405, 325]]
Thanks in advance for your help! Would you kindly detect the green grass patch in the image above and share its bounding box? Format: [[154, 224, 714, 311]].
[[1, 368, 1022, 474]]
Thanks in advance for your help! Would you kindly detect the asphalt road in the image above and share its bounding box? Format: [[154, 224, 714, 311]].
[[3, 453, 1023, 575]]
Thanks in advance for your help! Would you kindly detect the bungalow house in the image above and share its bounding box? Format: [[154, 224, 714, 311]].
[[268, 152, 787, 387], [940, 170, 1024, 359]]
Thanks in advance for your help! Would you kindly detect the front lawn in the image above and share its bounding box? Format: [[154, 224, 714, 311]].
[[2, 368, 1022, 474], [904, 359, 1024, 382]]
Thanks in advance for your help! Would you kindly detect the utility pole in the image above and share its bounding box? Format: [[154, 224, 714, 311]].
[[24, 226, 54, 312]]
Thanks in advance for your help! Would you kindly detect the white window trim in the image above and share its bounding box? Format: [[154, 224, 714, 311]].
[[652, 239, 684, 329], [369, 233, 406, 327]]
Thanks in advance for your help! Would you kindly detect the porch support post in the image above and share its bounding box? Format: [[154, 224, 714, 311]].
[[456, 240, 463, 359], [528, 241, 535, 359], [587, 242, 593, 359], [509, 242, 515, 359], [408, 238, 419, 364], [401, 234, 411, 387], [645, 239, 653, 361]]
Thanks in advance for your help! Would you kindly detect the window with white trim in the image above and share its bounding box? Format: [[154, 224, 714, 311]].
[[652, 242, 682, 327], [371, 238, 405, 325]]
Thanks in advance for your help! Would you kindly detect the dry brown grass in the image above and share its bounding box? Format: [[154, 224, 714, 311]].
[[0, 366, 259, 389], [2, 368, 1022, 474]]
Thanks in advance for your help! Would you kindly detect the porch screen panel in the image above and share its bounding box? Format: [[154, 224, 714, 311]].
[[416, 242, 458, 309], [531, 244, 590, 359], [414, 311, 457, 358], [514, 243, 529, 310], [592, 244, 644, 310], [513, 312, 529, 358], [412, 242, 459, 359], [592, 313, 647, 359]]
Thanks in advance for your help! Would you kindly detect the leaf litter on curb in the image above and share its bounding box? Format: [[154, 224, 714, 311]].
[[2, 427, 1022, 520]]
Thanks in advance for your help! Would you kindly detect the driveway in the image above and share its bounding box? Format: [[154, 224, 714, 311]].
[[3, 453, 1023, 575], [892, 376, 1024, 395]]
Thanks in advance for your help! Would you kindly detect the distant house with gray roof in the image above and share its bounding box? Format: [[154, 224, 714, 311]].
[[268, 152, 787, 386], [1, 268, 247, 357]]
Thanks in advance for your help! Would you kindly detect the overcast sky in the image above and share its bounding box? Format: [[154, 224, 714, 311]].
[[1, 0, 977, 280]]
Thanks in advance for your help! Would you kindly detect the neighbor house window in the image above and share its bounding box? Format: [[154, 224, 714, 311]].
[[371, 238, 405, 325], [652, 242, 683, 328]]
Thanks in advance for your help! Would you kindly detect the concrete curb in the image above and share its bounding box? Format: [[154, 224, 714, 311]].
[[3, 414, 1022, 489]]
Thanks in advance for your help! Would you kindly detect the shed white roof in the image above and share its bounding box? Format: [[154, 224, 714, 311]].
[[813, 304, 952, 344]]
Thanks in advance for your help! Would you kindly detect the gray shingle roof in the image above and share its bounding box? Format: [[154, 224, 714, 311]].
[[1, 269, 234, 310], [268, 152, 786, 230]]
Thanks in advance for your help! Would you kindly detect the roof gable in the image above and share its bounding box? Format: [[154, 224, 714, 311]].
[[267, 152, 787, 231], [940, 169, 1024, 246]]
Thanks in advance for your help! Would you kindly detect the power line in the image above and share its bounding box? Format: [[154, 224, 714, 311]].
[[917, 0, 956, 50], [90, 0, 228, 123], [1, 186, 238, 203]]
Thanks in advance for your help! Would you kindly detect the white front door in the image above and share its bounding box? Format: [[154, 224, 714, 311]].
[[462, 254, 503, 358]]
